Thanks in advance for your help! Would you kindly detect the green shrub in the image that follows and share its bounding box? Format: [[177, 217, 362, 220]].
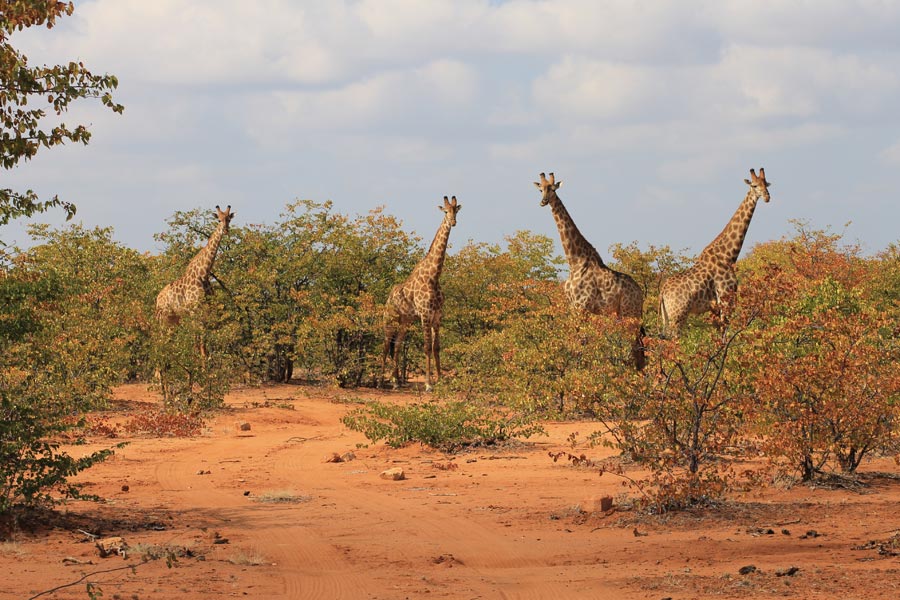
[[149, 300, 240, 410], [1, 388, 120, 514], [444, 280, 640, 417], [341, 400, 545, 451]]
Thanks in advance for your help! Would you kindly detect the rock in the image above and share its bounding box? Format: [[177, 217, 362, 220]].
[[799, 530, 821, 539], [235, 421, 251, 431], [432, 461, 458, 471], [582, 495, 614, 513], [324, 452, 343, 463], [340, 451, 356, 462], [96, 536, 127, 558], [380, 467, 405, 481], [121, 484, 129, 492], [212, 531, 229, 545], [738, 565, 757, 575], [776, 566, 800, 577]]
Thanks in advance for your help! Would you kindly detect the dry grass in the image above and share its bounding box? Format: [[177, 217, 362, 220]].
[[252, 490, 312, 504], [226, 546, 270, 566], [0, 541, 27, 558]]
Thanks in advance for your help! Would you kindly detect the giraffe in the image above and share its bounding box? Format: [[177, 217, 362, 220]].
[[658, 168, 771, 337], [155, 205, 235, 328], [534, 172, 646, 370], [382, 195, 461, 391]]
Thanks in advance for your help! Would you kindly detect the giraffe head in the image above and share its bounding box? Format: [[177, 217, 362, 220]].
[[439, 195, 461, 226], [534, 172, 562, 206], [215, 205, 235, 231], [743, 168, 771, 203]]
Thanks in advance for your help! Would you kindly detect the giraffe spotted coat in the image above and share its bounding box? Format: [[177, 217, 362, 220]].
[[382, 196, 460, 391], [659, 168, 771, 336], [535, 172, 646, 370], [155, 205, 234, 326]]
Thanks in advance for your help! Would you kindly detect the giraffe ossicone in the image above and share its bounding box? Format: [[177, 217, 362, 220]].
[[535, 172, 646, 370], [382, 195, 461, 391], [659, 168, 772, 337]]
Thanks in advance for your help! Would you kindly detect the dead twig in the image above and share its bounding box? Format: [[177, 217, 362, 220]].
[[286, 436, 323, 444], [28, 560, 148, 600]]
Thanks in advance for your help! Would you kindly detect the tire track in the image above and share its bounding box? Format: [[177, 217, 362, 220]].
[[149, 426, 367, 599]]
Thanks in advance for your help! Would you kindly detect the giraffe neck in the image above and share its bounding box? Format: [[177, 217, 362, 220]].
[[416, 215, 453, 282], [185, 221, 227, 283], [548, 195, 604, 268], [701, 189, 759, 265]]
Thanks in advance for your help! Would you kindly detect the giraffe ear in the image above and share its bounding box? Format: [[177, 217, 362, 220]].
[[744, 179, 751, 185], [533, 181, 542, 189], [554, 180, 562, 189]]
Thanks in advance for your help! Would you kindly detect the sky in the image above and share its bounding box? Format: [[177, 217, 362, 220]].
[[4, 0, 900, 259]]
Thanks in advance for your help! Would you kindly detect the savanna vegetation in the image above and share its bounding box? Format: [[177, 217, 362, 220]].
[[5, 194, 900, 514], [2, 0, 125, 516], [2, 2, 898, 519]]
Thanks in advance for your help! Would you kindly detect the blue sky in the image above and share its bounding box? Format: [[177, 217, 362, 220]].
[[4, 0, 900, 259]]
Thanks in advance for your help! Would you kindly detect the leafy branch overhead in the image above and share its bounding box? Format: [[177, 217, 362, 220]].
[[0, 0, 124, 226]]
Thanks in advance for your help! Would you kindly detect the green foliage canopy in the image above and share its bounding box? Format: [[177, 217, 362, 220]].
[[1, 0, 123, 231]]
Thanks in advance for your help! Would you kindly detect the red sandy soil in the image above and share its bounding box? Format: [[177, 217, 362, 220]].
[[2, 383, 898, 600]]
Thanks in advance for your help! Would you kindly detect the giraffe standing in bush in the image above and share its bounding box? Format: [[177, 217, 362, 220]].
[[659, 168, 771, 337], [382, 196, 461, 391], [155, 205, 234, 329], [534, 172, 646, 370]]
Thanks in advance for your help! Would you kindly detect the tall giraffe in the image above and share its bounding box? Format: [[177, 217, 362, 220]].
[[155, 205, 235, 327], [382, 195, 461, 391], [659, 168, 771, 336], [535, 172, 646, 370]]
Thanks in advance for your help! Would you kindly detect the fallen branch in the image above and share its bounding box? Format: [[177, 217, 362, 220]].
[[27, 560, 146, 600]]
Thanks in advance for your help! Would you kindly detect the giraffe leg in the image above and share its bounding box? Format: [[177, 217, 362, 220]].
[[631, 324, 647, 371], [391, 326, 409, 389], [658, 295, 671, 339], [155, 366, 168, 403], [620, 289, 645, 371], [660, 295, 688, 340], [432, 324, 442, 384], [422, 318, 434, 392], [659, 294, 683, 340], [381, 321, 397, 389], [713, 281, 737, 334]]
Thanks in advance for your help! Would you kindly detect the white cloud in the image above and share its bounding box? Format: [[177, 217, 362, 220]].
[[16, 0, 356, 85], [712, 45, 900, 120], [6, 0, 900, 253], [533, 56, 661, 121], [658, 154, 732, 184], [880, 140, 900, 166], [703, 0, 900, 49], [239, 59, 479, 149], [488, 0, 716, 62]]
